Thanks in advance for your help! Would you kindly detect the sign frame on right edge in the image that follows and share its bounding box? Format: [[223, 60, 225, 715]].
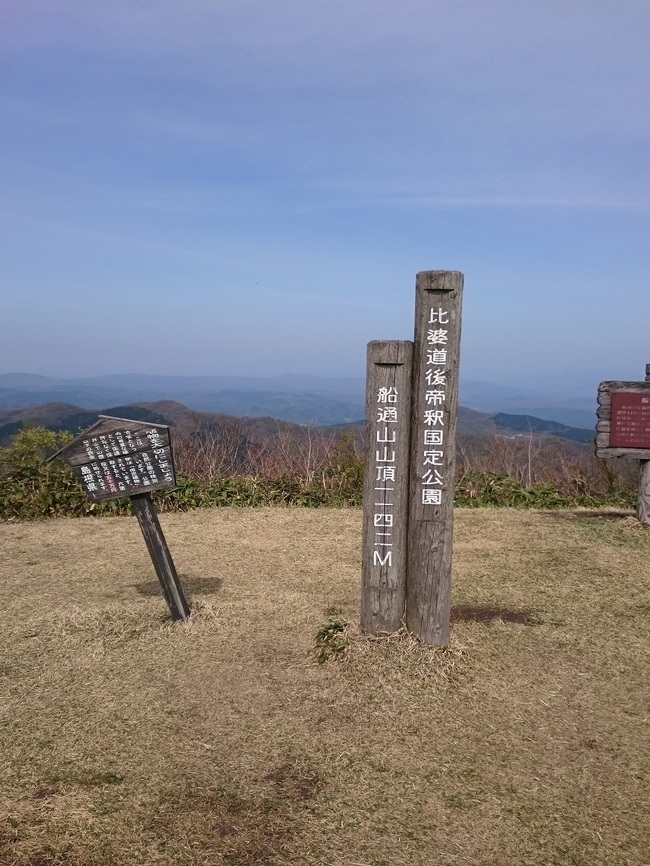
[[596, 380, 650, 459]]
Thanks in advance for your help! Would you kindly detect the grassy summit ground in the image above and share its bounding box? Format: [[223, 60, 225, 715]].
[[1, 508, 649, 865]]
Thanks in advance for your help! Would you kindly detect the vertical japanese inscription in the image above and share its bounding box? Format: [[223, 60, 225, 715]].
[[406, 271, 463, 646], [74, 427, 175, 499], [75, 426, 175, 498], [361, 340, 413, 633], [51, 417, 177, 502]]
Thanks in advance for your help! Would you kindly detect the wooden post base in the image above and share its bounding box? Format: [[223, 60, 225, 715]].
[[638, 460, 650, 526], [130, 493, 191, 620]]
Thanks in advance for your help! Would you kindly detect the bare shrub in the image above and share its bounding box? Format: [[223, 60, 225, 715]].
[[173, 416, 247, 480], [244, 424, 338, 482], [457, 433, 637, 501], [173, 419, 355, 491]]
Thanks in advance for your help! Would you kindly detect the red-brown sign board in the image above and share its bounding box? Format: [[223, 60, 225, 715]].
[[49, 416, 176, 502], [596, 381, 650, 459], [609, 392, 650, 448]]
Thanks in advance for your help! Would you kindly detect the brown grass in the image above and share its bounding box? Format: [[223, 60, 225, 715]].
[[0, 507, 649, 865]]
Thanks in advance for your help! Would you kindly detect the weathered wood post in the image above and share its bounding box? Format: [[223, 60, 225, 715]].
[[638, 363, 650, 526], [406, 271, 463, 645], [131, 492, 190, 621], [361, 340, 413, 632]]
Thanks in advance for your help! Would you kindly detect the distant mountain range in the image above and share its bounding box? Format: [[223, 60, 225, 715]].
[[0, 373, 365, 427], [0, 372, 597, 431], [0, 400, 595, 448], [458, 380, 596, 429]]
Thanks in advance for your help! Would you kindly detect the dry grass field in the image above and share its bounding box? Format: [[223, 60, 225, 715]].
[[0, 507, 649, 866]]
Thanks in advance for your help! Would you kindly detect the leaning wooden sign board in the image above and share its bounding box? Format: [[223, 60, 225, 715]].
[[50, 416, 190, 621], [51, 415, 177, 500]]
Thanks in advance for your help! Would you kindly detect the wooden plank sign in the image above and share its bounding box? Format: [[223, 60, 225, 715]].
[[596, 381, 650, 459], [51, 416, 176, 501], [406, 271, 463, 646], [50, 416, 190, 620], [597, 371, 650, 526], [361, 340, 413, 633], [359, 270, 464, 646]]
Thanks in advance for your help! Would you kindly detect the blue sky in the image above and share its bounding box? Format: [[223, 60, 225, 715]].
[[1, 0, 648, 395]]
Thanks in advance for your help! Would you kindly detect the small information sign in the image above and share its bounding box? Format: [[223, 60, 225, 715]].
[[50, 416, 189, 620], [609, 392, 650, 449], [596, 381, 650, 459], [51, 416, 176, 502], [597, 373, 650, 525]]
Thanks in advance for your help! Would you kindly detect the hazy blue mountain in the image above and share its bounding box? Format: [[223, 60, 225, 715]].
[[0, 399, 595, 449], [0, 373, 67, 389], [0, 375, 364, 423], [459, 380, 596, 429], [492, 413, 593, 443], [0, 372, 597, 430]]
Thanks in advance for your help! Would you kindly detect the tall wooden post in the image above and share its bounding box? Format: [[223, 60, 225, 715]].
[[361, 340, 413, 633], [131, 492, 191, 621], [638, 364, 650, 526], [406, 271, 463, 645]]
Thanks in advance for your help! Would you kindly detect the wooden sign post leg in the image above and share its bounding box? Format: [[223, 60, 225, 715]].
[[130, 492, 191, 621], [638, 461, 650, 526], [638, 364, 650, 526]]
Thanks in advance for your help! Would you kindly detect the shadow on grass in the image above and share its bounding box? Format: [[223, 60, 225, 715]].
[[547, 510, 634, 521], [451, 606, 535, 625], [133, 574, 223, 597]]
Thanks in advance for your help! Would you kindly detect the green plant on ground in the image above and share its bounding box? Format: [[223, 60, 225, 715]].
[[314, 617, 349, 663]]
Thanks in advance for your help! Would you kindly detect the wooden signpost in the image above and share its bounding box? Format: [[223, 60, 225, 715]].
[[50, 416, 190, 620], [361, 271, 464, 646], [361, 340, 413, 633], [596, 366, 650, 526], [406, 271, 463, 646]]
